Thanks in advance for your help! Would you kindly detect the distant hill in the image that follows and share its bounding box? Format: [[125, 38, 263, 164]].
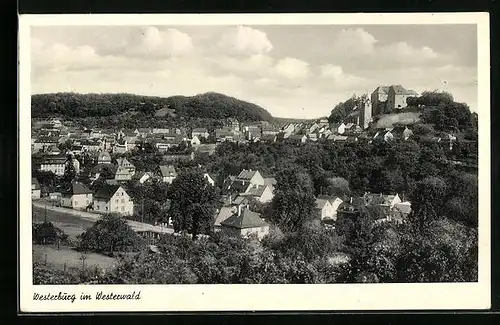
[[31, 92, 274, 122]]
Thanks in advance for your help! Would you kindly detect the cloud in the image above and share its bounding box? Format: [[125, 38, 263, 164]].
[[274, 57, 311, 79], [332, 28, 377, 56], [320, 64, 344, 79], [217, 26, 273, 55], [125, 27, 194, 57]]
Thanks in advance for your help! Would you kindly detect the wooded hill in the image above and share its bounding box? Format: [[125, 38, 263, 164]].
[[31, 92, 275, 123]]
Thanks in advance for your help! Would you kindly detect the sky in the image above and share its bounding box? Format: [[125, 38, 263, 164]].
[[30, 24, 478, 119]]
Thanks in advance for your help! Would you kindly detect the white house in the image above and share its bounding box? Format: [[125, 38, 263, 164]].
[[317, 195, 343, 221], [240, 184, 274, 203], [60, 182, 93, 210], [315, 198, 335, 220], [159, 165, 177, 184], [220, 206, 270, 240], [93, 184, 134, 216], [203, 173, 215, 186], [190, 136, 201, 146]]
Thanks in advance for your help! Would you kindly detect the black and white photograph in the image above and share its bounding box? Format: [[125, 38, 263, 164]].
[[19, 13, 490, 312]]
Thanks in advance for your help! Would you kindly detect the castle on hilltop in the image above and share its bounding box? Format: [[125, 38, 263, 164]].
[[371, 85, 419, 116], [343, 85, 419, 130]]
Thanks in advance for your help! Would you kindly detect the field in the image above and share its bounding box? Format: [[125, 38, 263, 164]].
[[32, 205, 95, 240], [33, 244, 118, 271]]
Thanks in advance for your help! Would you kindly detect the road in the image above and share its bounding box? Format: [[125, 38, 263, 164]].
[[32, 201, 174, 235]]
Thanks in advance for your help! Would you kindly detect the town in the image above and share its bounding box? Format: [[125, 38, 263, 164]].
[[31, 85, 479, 285]]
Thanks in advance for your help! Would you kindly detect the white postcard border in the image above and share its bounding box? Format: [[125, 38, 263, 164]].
[[19, 12, 491, 312]]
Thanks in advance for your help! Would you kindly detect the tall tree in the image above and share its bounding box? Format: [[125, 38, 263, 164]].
[[270, 166, 317, 232], [167, 169, 220, 239]]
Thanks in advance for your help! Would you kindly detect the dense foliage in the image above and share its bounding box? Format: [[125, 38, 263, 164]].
[[31, 92, 274, 123], [77, 214, 145, 255], [32, 222, 70, 245]]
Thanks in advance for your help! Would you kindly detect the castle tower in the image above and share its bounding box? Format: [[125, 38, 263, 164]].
[[360, 97, 372, 129]]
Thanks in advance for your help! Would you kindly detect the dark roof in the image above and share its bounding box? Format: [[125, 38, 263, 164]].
[[61, 182, 92, 195], [390, 85, 417, 95], [373, 86, 390, 94], [31, 178, 40, 190], [192, 128, 208, 133], [94, 184, 121, 200], [220, 209, 268, 229], [237, 169, 258, 180]]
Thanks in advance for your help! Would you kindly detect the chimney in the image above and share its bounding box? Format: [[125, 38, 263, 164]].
[[229, 195, 232, 205], [238, 204, 242, 216]]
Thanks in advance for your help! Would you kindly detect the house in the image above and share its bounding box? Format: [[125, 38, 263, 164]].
[[191, 128, 209, 139], [45, 145, 61, 155], [307, 133, 318, 142], [152, 128, 170, 134], [261, 126, 279, 136], [90, 163, 117, 182], [308, 123, 320, 134], [194, 144, 217, 156], [371, 86, 390, 116], [80, 139, 102, 152], [203, 173, 215, 186], [215, 128, 241, 142], [337, 123, 346, 135], [390, 125, 414, 141], [93, 184, 134, 216], [226, 118, 240, 131], [391, 202, 412, 219], [315, 198, 335, 220], [159, 165, 177, 184], [288, 134, 307, 144], [114, 166, 134, 181], [116, 157, 136, 175], [113, 140, 128, 154], [31, 178, 41, 199], [97, 151, 112, 164], [364, 192, 402, 210], [190, 136, 201, 146], [386, 85, 418, 111], [259, 134, 276, 143], [32, 153, 68, 176], [134, 128, 152, 137], [318, 118, 329, 126], [240, 184, 274, 203], [236, 169, 265, 187], [317, 195, 343, 220], [220, 206, 270, 240], [60, 182, 93, 211], [32, 136, 60, 152], [214, 206, 238, 231], [282, 124, 295, 138], [132, 171, 154, 184]]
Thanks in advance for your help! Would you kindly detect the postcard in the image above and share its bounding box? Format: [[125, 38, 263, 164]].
[[19, 12, 490, 313]]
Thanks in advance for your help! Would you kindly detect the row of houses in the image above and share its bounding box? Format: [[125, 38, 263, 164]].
[[32, 179, 135, 216]]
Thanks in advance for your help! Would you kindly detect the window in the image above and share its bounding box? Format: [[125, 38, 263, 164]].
[[105, 207, 108, 211], [116, 199, 119, 203], [122, 192, 124, 196]]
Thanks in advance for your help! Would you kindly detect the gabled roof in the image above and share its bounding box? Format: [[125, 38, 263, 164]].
[[61, 182, 92, 195], [94, 184, 121, 200], [317, 194, 341, 205], [98, 151, 111, 160], [263, 177, 277, 186], [390, 85, 417, 95], [316, 198, 331, 210], [115, 166, 133, 175], [393, 202, 412, 215], [228, 180, 252, 194], [373, 86, 390, 94], [237, 169, 258, 180], [116, 157, 134, 167], [242, 185, 269, 197], [232, 196, 249, 206], [192, 128, 208, 133], [220, 209, 268, 229], [159, 165, 177, 177], [214, 206, 237, 227]]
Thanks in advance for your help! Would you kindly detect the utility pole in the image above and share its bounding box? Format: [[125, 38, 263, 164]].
[[44, 204, 47, 223], [141, 198, 144, 223]]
